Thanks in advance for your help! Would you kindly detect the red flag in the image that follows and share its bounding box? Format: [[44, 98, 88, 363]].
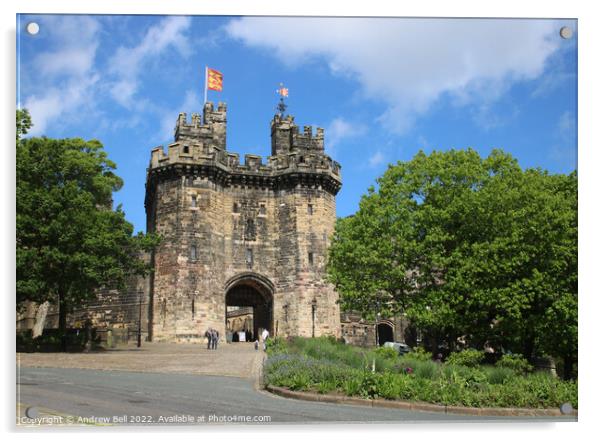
[[207, 68, 223, 91]]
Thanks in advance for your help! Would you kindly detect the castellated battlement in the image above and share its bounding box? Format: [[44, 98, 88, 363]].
[[149, 102, 341, 195]]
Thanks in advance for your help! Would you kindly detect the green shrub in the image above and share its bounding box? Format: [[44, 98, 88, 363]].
[[446, 349, 485, 368], [265, 337, 288, 355], [264, 337, 578, 409], [483, 366, 515, 384], [358, 372, 380, 398], [316, 379, 338, 394], [376, 372, 403, 399], [496, 353, 533, 373], [373, 346, 398, 360], [405, 346, 433, 362], [343, 374, 363, 396], [288, 372, 312, 390], [415, 360, 439, 379]]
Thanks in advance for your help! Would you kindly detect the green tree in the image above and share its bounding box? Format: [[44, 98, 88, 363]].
[[16, 110, 159, 348], [327, 149, 577, 377], [17, 108, 32, 140]]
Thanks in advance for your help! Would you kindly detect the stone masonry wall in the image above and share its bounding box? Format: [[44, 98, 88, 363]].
[[145, 102, 342, 342]]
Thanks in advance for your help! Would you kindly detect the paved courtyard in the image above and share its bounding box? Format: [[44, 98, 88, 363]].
[[17, 341, 263, 378]]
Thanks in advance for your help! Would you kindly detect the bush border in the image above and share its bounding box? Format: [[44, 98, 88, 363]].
[[265, 384, 577, 418]]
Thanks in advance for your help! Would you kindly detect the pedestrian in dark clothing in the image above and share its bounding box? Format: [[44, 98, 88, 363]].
[[213, 329, 220, 349], [205, 328, 211, 350]]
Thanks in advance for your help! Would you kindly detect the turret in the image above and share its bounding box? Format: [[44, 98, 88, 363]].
[[271, 113, 324, 156], [174, 101, 227, 150]]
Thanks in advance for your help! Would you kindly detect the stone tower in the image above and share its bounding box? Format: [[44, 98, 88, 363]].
[[145, 102, 342, 342]]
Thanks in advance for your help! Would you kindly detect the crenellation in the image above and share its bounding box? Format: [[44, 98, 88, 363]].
[[149, 103, 341, 194], [244, 154, 262, 170]]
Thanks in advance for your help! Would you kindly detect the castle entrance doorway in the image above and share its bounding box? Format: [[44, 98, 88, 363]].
[[225, 275, 273, 343], [377, 322, 394, 346]]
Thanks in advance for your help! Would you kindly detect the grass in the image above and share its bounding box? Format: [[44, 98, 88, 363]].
[[264, 336, 577, 409]]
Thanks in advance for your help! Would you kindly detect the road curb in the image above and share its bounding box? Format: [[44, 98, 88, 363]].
[[264, 385, 577, 417]]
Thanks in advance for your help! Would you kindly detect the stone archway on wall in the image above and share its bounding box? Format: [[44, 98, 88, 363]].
[[224, 272, 274, 340], [377, 320, 395, 346]]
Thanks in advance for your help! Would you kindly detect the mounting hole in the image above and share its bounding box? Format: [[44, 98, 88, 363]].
[[26, 22, 40, 35], [560, 402, 573, 414], [25, 406, 39, 419], [559, 26, 573, 39]]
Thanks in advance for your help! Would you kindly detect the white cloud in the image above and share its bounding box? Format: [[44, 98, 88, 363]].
[[24, 16, 102, 135], [33, 16, 100, 78], [108, 16, 192, 108], [325, 117, 367, 153], [417, 135, 431, 150], [558, 110, 575, 134], [157, 89, 203, 143], [368, 151, 385, 168], [551, 110, 577, 165], [225, 17, 561, 134], [22, 16, 195, 136], [24, 75, 100, 136]]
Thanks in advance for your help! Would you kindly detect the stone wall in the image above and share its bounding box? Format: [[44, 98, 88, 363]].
[[340, 312, 411, 347]]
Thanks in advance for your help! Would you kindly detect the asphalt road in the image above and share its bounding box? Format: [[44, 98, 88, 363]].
[[16, 367, 575, 426]]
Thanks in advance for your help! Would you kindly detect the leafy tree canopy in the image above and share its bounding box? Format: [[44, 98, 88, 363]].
[[17, 108, 32, 141], [327, 149, 576, 374], [16, 110, 159, 336]]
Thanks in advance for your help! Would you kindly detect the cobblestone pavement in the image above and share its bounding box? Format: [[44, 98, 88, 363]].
[[17, 342, 263, 378]]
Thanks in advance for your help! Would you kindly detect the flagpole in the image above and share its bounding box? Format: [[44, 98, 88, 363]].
[[204, 66, 208, 105]]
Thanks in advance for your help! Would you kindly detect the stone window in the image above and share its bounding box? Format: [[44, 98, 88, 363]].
[[233, 202, 239, 213], [308, 252, 314, 266], [246, 248, 253, 268], [244, 218, 256, 241], [190, 245, 198, 261], [259, 204, 266, 215], [191, 194, 197, 208], [307, 204, 313, 215], [183, 145, 190, 154], [191, 296, 195, 319]]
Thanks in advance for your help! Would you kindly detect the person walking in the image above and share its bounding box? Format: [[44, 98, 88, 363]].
[[205, 328, 212, 350], [209, 328, 216, 350], [261, 328, 269, 351], [213, 329, 220, 350]]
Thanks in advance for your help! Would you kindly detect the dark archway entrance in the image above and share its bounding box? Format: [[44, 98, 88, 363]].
[[225, 274, 273, 342], [377, 322, 394, 346]]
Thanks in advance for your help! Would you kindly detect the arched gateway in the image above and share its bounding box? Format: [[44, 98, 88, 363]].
[[225, 273, 273, 339], [144, 102, 342, 342], [377, 321, 395, 346]]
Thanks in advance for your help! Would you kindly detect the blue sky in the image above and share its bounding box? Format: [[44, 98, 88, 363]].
[[17, 15, 577, 234]]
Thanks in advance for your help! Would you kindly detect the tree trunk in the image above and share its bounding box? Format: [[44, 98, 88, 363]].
[[58, 292, 67, 351], [32, 301, 50, 339], [522, 334, 535, 362], [563, 354, 575, 380]]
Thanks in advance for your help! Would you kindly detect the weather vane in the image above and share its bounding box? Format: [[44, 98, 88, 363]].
[[276, 83, 289, 116]]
